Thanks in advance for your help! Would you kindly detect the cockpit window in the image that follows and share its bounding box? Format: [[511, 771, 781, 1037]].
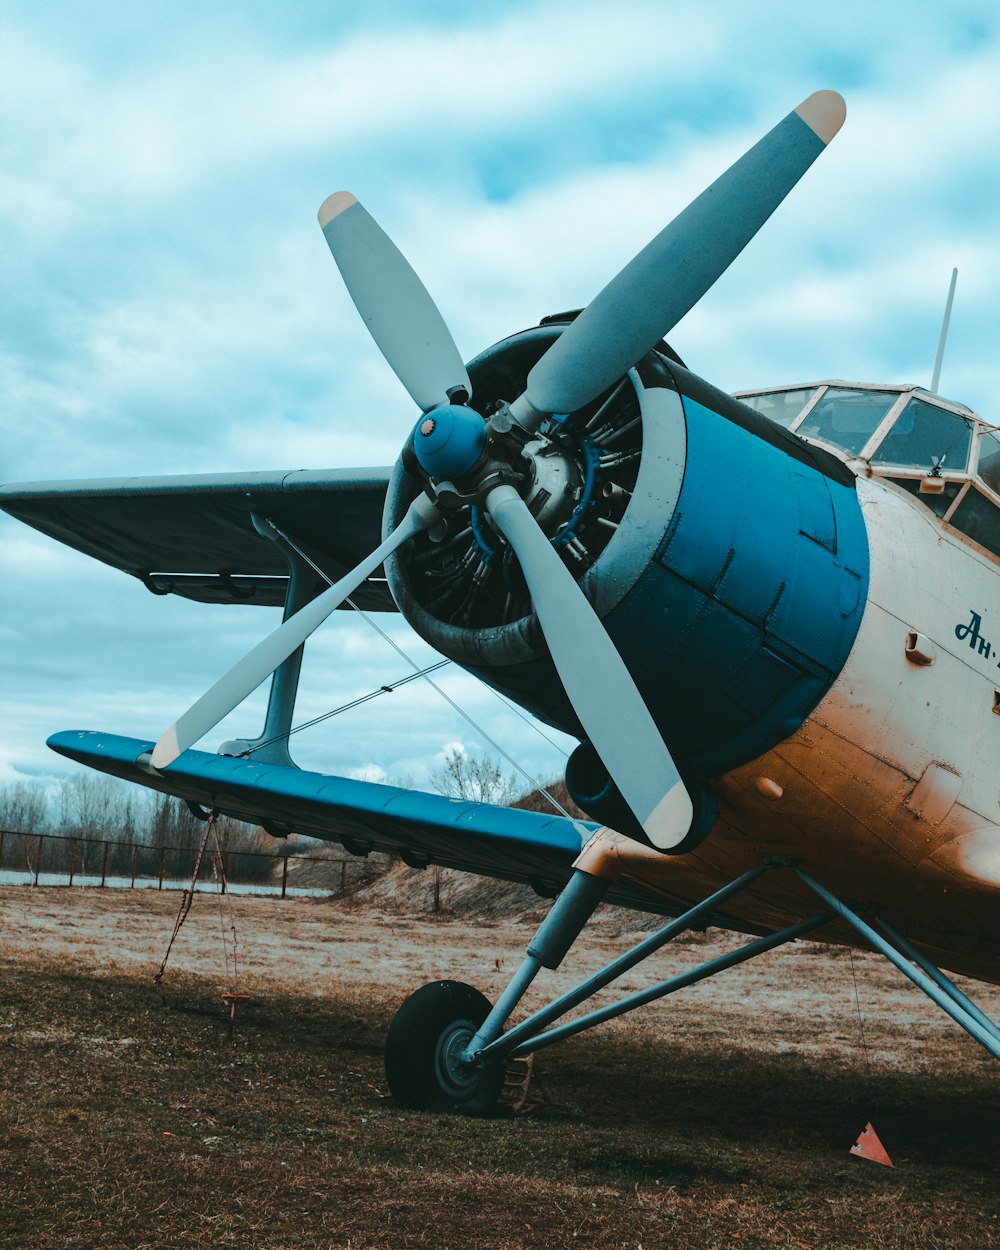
[[871, 397, 973, 473], [740, 388, 815, 427], [733, 377, 997, 560], [884, 477, 964, 518], [977, 429, 1000, 494], [949, 487, 1000, 558], [796, 387, 898, 456]]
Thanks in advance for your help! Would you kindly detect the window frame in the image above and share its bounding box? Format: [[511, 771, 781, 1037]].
[[733, 379, 998, 565]]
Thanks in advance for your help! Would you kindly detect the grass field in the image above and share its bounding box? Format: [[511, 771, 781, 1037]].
[[1, 886, 998, 1249]]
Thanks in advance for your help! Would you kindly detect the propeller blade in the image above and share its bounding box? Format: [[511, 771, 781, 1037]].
[[485, 484, 693, 849], [318, 192, 472, 413], [151, 494, 441, 770], [511, 90, 845, 426]]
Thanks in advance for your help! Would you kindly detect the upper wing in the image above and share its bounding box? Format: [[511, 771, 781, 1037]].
[[0, 468, 395, 609], [47, 729, 685, 916]]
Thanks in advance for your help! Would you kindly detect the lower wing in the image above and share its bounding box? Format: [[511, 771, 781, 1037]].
[[50, 729, 696, 918]]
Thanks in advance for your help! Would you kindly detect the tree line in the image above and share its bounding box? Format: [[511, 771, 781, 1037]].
[[0, 773, 274, 882], [0, 748, 580, 887]]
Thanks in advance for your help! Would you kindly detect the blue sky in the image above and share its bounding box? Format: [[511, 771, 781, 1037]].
[[1, 1, 998, 796]]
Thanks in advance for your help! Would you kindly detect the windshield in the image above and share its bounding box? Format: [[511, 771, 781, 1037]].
[[796, 388, 898, 456], [977, 429, 1000, 494], [871, 397, 973, 473], [736, 379, 998, 559], [739, 388, 816, 427]]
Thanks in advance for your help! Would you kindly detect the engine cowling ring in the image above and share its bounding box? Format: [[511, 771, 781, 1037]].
[[382, 322, 688, 679]]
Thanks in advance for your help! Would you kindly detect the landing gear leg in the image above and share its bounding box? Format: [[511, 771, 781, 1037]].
[[384, 835, 828, 1116], [384, 858, 613, 1115], [384, 842, 1000, 1118]]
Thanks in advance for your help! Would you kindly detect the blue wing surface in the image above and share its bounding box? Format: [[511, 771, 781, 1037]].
[[47, 729, 683, 915], [0, 468, 395, 610]]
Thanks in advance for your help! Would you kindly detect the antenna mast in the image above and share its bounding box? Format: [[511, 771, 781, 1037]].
[[930, 268, 958, 394]]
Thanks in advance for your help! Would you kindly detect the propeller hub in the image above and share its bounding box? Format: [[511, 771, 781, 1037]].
[[412, 404, 487, 482]]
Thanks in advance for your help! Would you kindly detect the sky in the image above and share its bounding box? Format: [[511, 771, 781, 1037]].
[[1, 0, 998, 801]]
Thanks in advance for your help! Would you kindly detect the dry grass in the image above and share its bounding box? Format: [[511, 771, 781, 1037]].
[[1, 886, 998, 1249]]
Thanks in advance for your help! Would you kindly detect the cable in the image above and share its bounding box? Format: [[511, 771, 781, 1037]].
[[244, 659, 451, 756], [848, 948, 874, 1081], [485, 687, 571, 758]]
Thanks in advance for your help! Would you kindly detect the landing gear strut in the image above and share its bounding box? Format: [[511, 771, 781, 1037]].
[[385, 831, 1000, 1117]]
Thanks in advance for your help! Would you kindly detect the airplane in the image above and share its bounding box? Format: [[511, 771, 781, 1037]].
[[2, 88, 998, 1114]]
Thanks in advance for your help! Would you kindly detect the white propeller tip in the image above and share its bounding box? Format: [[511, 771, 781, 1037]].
[[318, 191, 358, 229], [151, 725, 180, 770], [642, 781, 696, 850], [796, 90, 846, 145]]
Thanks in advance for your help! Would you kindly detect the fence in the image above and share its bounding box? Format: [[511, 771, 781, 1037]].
[[0, 827, 366, 898]]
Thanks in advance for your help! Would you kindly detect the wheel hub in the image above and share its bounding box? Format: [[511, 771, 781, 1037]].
[[434, 1019, 482, 1097]]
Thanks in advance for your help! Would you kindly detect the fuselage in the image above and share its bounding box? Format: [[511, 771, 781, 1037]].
[[667, 467, 1000, 983], [697, 383, 1000, 979], [385, 334, 1000, 980], [600, 378, 1000, 981]]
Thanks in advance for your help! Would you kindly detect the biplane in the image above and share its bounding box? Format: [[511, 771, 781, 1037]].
[[3, 90, 998, 1112]]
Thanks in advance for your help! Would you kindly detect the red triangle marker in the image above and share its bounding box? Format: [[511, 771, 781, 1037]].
[[850, 1122, 894, 1168]]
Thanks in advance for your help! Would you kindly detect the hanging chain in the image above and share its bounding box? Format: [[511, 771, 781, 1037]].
[[153, 809, 249, 1034], [153, 810, 218, 997]]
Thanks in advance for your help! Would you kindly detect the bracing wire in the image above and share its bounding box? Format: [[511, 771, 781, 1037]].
[[340, 593, 588, 835], [241, 659, 450, 756], [484, 687, 572, 758]]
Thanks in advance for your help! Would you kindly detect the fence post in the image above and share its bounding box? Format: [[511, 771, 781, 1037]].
[[101, 840, 109, 887], [281, 856, 288, 899], [0, 829, 5, 870], [340, 860, 346, 891], [68, 839, 77, 888], [33, 837, 43, 887], [131, 845, 138, 889], [158, 847, 165, 891]]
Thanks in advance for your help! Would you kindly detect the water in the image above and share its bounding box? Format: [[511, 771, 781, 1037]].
[[0, 868, 331, 897]]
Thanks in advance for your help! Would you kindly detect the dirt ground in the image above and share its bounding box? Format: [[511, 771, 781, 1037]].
[[1, 884, 998, 1249]]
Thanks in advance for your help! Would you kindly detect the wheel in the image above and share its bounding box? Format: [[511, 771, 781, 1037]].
[[385, 980, 505, 1115]]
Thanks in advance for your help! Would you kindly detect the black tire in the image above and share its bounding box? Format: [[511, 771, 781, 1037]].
[[385, 980, 505, 1115]]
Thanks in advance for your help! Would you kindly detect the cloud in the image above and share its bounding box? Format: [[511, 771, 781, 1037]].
[[1, 0, 997, 794]]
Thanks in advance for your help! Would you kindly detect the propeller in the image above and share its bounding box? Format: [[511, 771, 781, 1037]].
[[318, 192, 471, 413], [152, 90, 845, 851], [508, 90, 845, 428], [485, 484, 693, 845], [150, 493, 441, 769]]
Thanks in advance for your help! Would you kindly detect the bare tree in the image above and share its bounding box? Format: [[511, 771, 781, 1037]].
[[56, 772, 136, 837], [0, 781, 49, 833], [429, 747, 520, 807]]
